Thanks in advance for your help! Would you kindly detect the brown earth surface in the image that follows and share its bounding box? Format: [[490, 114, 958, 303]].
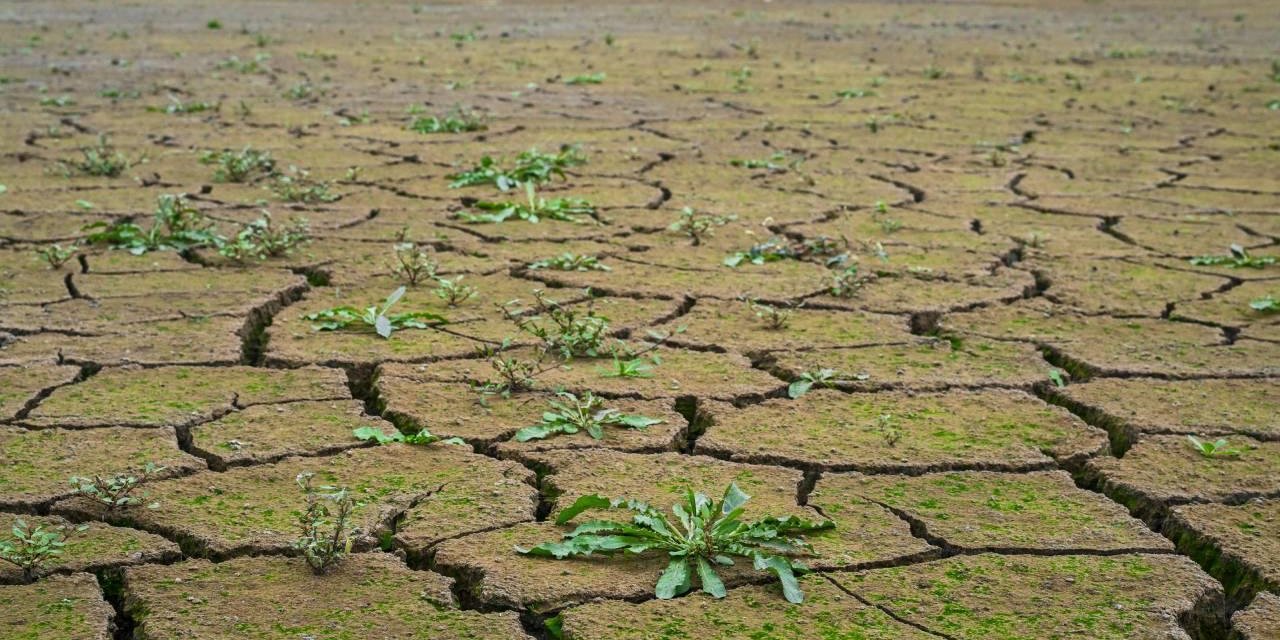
[[1, 0, 1277, 638]]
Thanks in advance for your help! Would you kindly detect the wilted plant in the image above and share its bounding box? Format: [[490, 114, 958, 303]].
[[69, 462, 165, 513], [514, 391, 662, 442], [293, 472, 355, 575], [303, 286, 447, 339], [517, 483, 833, 603]]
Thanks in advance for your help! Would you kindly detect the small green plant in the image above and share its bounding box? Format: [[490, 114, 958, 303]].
[[206, 19, 222, 29], [730, 65, 753, 92], [390, 242, 438, 286], [923, 65, 945, 79], [83, 194, 216, 255], [284, 81, 318, 101], [58, 136, 135, 177], [35, 244, 77, 269], [147, 96, 218, 114], [598, 355, 656, 379], [788, 369, 844, 398], [1190, 245, 1275, 269], [473, 341, 553, 397], [409, 106, 487, 133], [459, 183, 594, 224], [729, 151, 796, 171], [828, 265, 867, 298], [528, 253, 610, 271], [448, 145, 586, 190], [1186, 435, 1243, 458], [835, 88, 877, 99], [0, 519, 86, 582], [749, 299, 792, 330], [1250, 296, 1278, 313], [69, 462, 164, 512], [667, 207, 734, 246], [432, 275, 478, 306], [1048, 369, 1067, 388], [200, 146, 275, 183], [871, 414, 902, 447], [352, 426, 463, 446], [517, 483, 833, 603], [564, 72, 606, 85], [304, 286, 447, 339], [217, 212, 310, 261], [293, 472, 354, 575], [514, 391, 662, 442], [503, 291, 612, 358], [724, 238, 793, 267], [270, 167, 339, 203]]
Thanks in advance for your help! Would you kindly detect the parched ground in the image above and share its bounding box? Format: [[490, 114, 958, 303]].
[[1, 1, 1277, 638]]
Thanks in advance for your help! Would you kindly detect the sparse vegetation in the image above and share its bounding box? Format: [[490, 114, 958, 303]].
[[448, 145, 586, 190], [0, 519, 85, 582], [35, 244, 77, 269], [57, 136, 136, 177], [69, 462, 164, 512], [409, 106, 487, 133], [200, 146, 275, 183], [459, 183, 594, 224], [667, 207, 735, 245], [293, 472, 355, 575], [217, 212, 310, 261], [517, 483, 833, 603], [513, 391, 662, 441], [502, 290, 612, 358], [390, 242, 438, 286], [304, 286, 447, 339], [528, 253, 610, 271], [1190, 244, 1275, 269], [1186, 435, 1244, 458]]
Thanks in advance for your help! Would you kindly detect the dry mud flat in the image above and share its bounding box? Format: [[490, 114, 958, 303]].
[[1, 0, 1279, 638]]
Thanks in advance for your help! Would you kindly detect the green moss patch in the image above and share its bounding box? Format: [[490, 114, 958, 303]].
[[0, 573, 113, 640]]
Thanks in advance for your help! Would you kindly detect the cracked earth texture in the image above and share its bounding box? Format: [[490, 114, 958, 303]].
[[0, 1, 1277, 639]]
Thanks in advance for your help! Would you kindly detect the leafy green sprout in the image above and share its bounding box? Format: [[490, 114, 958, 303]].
[[1250, 296, 1278, 313], [409, 106, 487, 134], [459, 182, 595, 224], [217, 212, 310, 262], [502, 291, 613, 359], [667, 207, 735, 246], [57, 136, 136, 178], [516, 483, 833, 603], [390, 242, 438, 286], [303, 286, 447, 339], [527, 253, 610, 272], [147, 96, 218, 114], [1048, 369, 1067, 388], [749, 299, 792, 330], [448, 145, 586, 191], [433, 275, 478, 306], [514, 391, 663, 442], [69, 462, 165, 513], [835, 88, 877, 99], [199, 146, 275, 183], [293, 472, 355, 575], [728, 151, 795, 171], [1190, 245, 1275, 269], [1186, 435, 1244, 458], [723, 238, 793, 267], [787, 368, 856, 399], [35, 244, 77, 269], [473, 341, 556, 397], [352, 425, 463, 446], [0, 519, 87, 582], [598, 355, 657, 379], [270, 166, 339, 203]]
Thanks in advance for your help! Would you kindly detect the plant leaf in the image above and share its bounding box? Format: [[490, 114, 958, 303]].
[[787, 379, 812, 399], [696, 556, 727, 598], [655, 557, 692, 599], [374, 314, 393, 338], [755, 554, 804, 603], [554, 494, 614, 525]]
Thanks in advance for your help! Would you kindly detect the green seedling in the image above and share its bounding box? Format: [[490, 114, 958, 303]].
[[923, 65, 945, 79], [270, 167, 339, 203], [214, 53, 270, 74], [284, 81, 318, 100], [473, 341, 555, 396], [409, 106, 486, 133], [432, 275, 478, 306], [39, 95, 75, 107], [35, 244, 77, 269], [872, 414, 902, 447], [304, 286, 447, 339], [667, 207, 734, 246], [293, 472, 354, 575], [564, 72, 606, 85], [514, 391, 662, 442], [730, 65, 752, 92], [1190, 245, 1275, 269], [69, 462, 164, 513], [1250, 296, 1278, 312], [517, 483, 833, 603], [1048, 369, 1067, 388], [749, 299, 792, 330], [460, 183, 595, 224], [728, 151, 795, 171], [57, 136, 135, 177], [502, 291, 612, 358], [528, 253, 610, 271], [217, 212, 310, 261], [448, 145, 586, 190], [598, 355, 656, 379], [83, 193, 216, 255], [835, 88, 877, 99], [786, 368, 863, 398], [352, 425, 463, 446], [1186, 435, 1244, 458], [0, 519, 86, 582], [147, 96, 218, 114], [390, 242, 438, 286], [200, 146, 275, 183]]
